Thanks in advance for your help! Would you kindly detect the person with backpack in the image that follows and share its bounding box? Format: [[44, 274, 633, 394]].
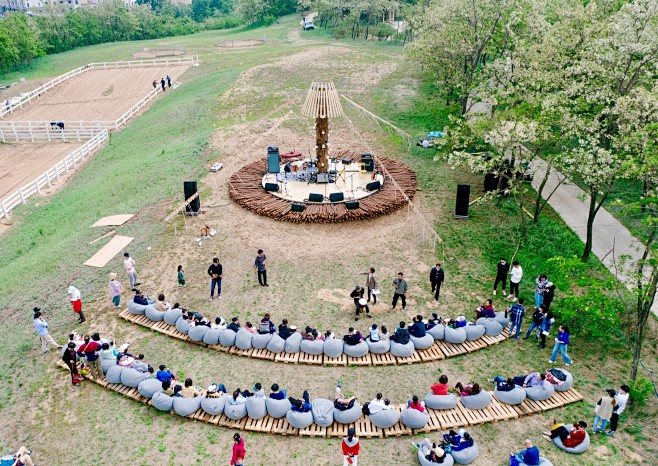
[[230, 433, 246, 466], [342, 427, 360, 465], [259, 313, 275, 334]]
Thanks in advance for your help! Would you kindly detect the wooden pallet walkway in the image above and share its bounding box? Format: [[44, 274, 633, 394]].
[[55, 360, 584, 438]]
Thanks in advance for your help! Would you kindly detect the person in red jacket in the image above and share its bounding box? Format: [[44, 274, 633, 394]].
[[431, 375, 449, 395], [342, 428, 360, 465], [542, 420, 587, 447], [230, 433, 245, 466]]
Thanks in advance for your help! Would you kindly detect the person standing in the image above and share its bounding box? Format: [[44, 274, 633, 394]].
[[390, 272, 408, 311], [33, 308, 61, 354], [160, 78, 166, 91], [108, 272, 123, 308], [535, 274, 548, 309], [68, 285, 86, 323], [549, 325, 572, 366], [177, 265, 186, 287], [429, 263, 444, 301], [493, 258, 509, 296], [508, 260, 523, 302], [524, 305, 544, 341], [230, 433, 246, 466], [123, 252, 140, 289], [77, 334, 102, 380], [208, 257, 223, 301], [254, 249, 268, 286], [62, 341, 82, 385], [341, 427, 360, 465], [350, 286, 364, 315], [507, 298, 526, 340], [537, 308, 555, 349], [362, 267, 379, 304], [592, 389, 617, 433], [543, 281, 556, 310], [606, 384, 630, 436], [166, 74, 172, 87]]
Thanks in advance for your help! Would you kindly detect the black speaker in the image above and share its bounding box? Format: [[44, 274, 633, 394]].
[[366, 180, 381, 191], [264, 182, 279, 192], [484, 173, 498, 192], [329, 192, 344, 202], [267, 146, 279, 155], [291, 203, 305, 212], [345, 201, 359, 210], [455, 184, 470, 219], [183, 181, 200, 213], [308, 193, 324, 203], [342, 158, 352, 165], [361, 154, 374, 172]]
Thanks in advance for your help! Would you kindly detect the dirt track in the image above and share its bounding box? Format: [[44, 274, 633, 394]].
[[3, 66, 189, 122]]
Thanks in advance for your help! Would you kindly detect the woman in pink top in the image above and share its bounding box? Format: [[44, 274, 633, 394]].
[[230, 433, 246, 466], [108, 273, 123, 308]]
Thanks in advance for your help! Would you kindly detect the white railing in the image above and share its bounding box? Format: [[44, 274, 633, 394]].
[[0, 129, 109, 220], [0, 121, 112, 142], [87, 56, 196, 70]]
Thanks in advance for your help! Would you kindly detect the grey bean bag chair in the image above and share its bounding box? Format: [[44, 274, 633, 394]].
[[224, 402, 248, 420], [105, 365, 125, 384], [201, 395, 228, 415], [175, 318, 191, 334], [550, 369, 573, 392], [246, 397, 267, 419], [219, 329, 237, 347], [428, 324, 446, 340], [465, 324, 486, 341], [252, 333, 272, 349], [203, 328, 223, 345], [235, 328, 254, 350], [188, 325, 209, 342], [424, 393, 457, 410], [145, 305, 165, 322], [526, 382, 555, 401], [369, 408, 400, 429], [444, 327, 467, 344], [101, 358, 115, 374], [265, 397, 291, 418], [284, 332, 302, 353], [323, 338, 343, 358], [390, 340, 415, 357], [173, 396, 201, 417], [494, 311, 509, 328], [120, 367, 148, 387], [333, 403, 361, 424], [286, 409, 313, 428], [450, 443, 479, 464], [344, 341, 369, 358], [266, 333, 286, 353], [366, 339, 390, 354], [494, 387, 526, 405], [553, 430, 590, 454], [520, 458, 553, 466], [460, 391, 491, 410], [410, 334, 435, 350], [164, 308, 183, 325], [138, 378, 163, 398], [400, 407, 429, 429], [151, 391, 173, 411], [300, 339, 324, 355], [311, 398, 334, 427], [475, 318, 503, 336], [127, 301, 147, 315], [418, 442, 455, 466]]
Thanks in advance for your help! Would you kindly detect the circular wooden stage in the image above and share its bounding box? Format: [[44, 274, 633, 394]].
[[228, 154, 417, 223]]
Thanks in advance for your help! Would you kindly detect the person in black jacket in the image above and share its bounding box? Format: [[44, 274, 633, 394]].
[[493, 258, 510, 296], [543, 282, 556, 310], [409, 315, 427, 338], [62, 342, 81, 385], [390, 321, 410, 344], [208, 257, 223, 301], [430, 263, 445, 301]]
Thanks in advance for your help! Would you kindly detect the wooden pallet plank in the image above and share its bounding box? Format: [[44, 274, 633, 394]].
[[347, 354, 372, 366], [299, 423, 328, 437], [298, 352, 324, 365], [323, 354, 348, 366], [395, 351, 422, 365], [327, 421, 352, 438], [370, 352, 397, 366], [417, 344, 445, 362], [250, 348, 276, 360], [275, 352, 301, 364], [354, 416, 383, 438], [244, 415, 274, 433], [271, 417, 298, 436]]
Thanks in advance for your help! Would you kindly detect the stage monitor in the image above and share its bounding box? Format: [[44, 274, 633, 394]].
[[345, 201, 360, 210], [291, 203, 306, 212], [329, 192, 344, 202], [264, 182, 279, 192], [308, 193, 324, 203], [366, 180, 381, 191]]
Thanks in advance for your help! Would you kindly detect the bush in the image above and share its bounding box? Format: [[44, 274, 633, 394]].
[[203, 15, 241, 30], [628, 377, 656, 407]]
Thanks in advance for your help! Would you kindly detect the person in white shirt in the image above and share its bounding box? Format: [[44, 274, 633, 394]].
[[606, 384, 630, 436], [123, 252, 140, 289], [508, 260, 523, 302], [368, 392, 392, 415]]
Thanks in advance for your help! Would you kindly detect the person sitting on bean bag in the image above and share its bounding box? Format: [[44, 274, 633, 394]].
[[455, 382, 480, 396], [181, 378, 200, 398], [228, 389, 247, 405], [407, 395, 425, 412], [133, 290, 149, 306], [443, 429, 474, 451], [431, 375, 450, 395], [100, 341, 119, 361], [269, 384, 287, 400], [379, 326, 390, 341], [476, 300, 495, 319], [251, 383, 265, 398], [512, 439, 540, 466], [161, 380, 175, 395], [156, 364, 176, 383], [425, 313, 442, 330], [544, 369, 564, 388], [289, 390, 311, 412], [390, 321, 410, 344], [244, 322, 257, 334], [489, 376, 516, 392], [301, 326, 316, 340], [368, 392, 392, 414], [445, 316, 467, 328], [117, 344, 134, 366], [172, 385, 184, 397], [343, 327, 363, 346], [413, 440, 448, 464], [366, 324, 380, 341], [542, 420, 587, 447], [334, 386, 356, 411], [181, 309, 203, 321], [211, 316, 227, 330], [155, 294, 170, 312], [409, 315, 427, 338], [227, 317, 241, 332], [323, 330, 335, 340], [206, 382, 227, 397], [259, 313, 276, 334]]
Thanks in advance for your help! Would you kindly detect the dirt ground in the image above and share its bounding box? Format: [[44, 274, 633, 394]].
[[3, 66, 189, 122]]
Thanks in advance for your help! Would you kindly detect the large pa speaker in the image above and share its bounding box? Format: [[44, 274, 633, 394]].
[[308, 193, 324, 203], [264, 183, 279, 192], [455, 184, 470, 219], [361, 154, 374, 172], [484, 173, 498, 192], [329, 192, 344, 202], [183, 181, 200, 214], [267, 153, 280, 174], [345, 201, 360, 210], [366, 180, 381, 191], [342, 158, 352, 165], [291, 203, 306, 212]]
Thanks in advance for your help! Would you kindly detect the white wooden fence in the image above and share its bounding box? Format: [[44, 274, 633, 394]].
[[0, 121, 109, 142], [0, 130, 109, 220]]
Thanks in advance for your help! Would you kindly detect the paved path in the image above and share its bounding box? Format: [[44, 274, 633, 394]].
[[531, 159, 657, 315]]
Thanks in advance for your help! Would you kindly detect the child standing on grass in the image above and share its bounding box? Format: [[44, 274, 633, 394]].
[[177, 265, 186, 287], [108, 273, 123, 308]]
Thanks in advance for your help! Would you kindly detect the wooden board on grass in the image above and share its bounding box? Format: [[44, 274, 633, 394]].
[[84, 235, 134, 267], [91, 214, 135, 227]]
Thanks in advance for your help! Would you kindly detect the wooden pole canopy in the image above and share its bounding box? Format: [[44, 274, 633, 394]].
[[301, 82, 344, 118]]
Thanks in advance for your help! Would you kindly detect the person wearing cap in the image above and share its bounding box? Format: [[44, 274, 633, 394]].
[[123, 252, 140, 289], [341, 427, 360, 465], [132, 289, 149, 306], [350, 285, 365, 315], [254, 248, 268, 287], [33, 308, 62, 354], [355, 298, 371, 321], [68, 285, 85, 323], [592, 389, 617, 433], [108, 272, 123, 308], [512, 439, 540, 465], [207, 257, 223, 301], [230, 433, 246, 466], [606, 384, 630, 436], [413, 439, 447, 463], [429, 263, 445, 301], [409, 315, 427, 338], [391, 272, 408, 310]]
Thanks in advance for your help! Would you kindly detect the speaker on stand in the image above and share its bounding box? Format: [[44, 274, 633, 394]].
[[183, 181, 200, 215], [454, 184, 470, 219]]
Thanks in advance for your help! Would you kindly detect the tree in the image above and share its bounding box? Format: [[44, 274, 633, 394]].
[[233, 0, 272, 24], [1, 13, 44, 69]]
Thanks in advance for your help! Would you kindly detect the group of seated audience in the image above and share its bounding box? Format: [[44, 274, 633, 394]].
[[489, 370, 555, 391], [413, 428, 476, 463]]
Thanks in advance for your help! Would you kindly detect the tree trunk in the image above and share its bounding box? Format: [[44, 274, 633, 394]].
[[533, 168, 551, 224], [582, 190, 597, 262], [316, 117, 329, 173]]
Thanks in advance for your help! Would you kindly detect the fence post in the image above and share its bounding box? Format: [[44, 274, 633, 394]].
[[55, 165, 61, 181], [0, 202, 7, 219], [35, 179, 41, 194], [19, 189, 26, 204], [45, 170, 52, 188], [64, 158, 69, 173]]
